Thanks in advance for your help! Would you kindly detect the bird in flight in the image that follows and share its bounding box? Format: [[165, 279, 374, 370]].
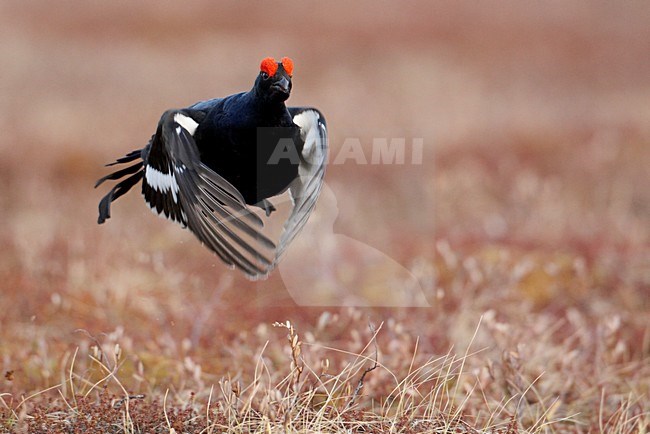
[[96, 57, 328, 279]]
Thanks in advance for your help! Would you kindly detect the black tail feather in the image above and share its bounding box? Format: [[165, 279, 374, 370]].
[[97, 170, 144, 224], [95, 161, 143, 188], [97, 149, 145, 224], [106, 149, 142, 166]]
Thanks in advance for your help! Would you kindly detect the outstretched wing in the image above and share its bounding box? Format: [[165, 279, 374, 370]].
[[143, 109, 276, 278], [273, 108, 328, 265]]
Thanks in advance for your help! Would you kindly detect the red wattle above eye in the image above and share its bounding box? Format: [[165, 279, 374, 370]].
[[260, 57, 278, 77], [281, 57, 294, 76]]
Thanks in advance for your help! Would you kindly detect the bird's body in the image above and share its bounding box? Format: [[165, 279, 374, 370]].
[[96, 57, 328, 279], [190, 91, 302, 205]]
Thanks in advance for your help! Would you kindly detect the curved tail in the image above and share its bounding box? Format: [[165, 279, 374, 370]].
[[95, 149, 144, 224]]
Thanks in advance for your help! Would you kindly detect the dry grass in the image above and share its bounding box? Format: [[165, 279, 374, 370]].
[[1, 312, 629, 434], [1, 1, 649, 433], [1, 252, 647, 433]]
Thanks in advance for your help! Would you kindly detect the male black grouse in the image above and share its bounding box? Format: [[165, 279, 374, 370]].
[[96, 57, 328, 279]]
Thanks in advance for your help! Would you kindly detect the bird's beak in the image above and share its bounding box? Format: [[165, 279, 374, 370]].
[[271, 77, 290, 94]]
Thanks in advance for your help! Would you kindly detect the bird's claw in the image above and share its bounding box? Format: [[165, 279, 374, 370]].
[[258, 199, 276, 216]]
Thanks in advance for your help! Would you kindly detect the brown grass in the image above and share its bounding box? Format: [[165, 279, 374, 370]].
[[1, 1, 649, 433]]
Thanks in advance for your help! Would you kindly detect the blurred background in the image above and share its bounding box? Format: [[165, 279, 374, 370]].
[[0, 0, 649, 391]]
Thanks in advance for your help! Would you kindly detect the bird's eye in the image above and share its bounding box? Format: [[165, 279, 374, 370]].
[[261, 71, 269, 79]]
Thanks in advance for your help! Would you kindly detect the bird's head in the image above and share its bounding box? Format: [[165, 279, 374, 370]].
[[255, 57, 294, 103]]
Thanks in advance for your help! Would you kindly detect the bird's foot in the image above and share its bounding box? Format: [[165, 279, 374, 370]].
[[256, 199, 276, 217]]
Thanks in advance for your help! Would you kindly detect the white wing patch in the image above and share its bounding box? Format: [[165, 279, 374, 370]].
[[288, 109, 326, 206], [145, 165, 179, 202], [174, 113, 199, 136], [292, 110, 320, 163]]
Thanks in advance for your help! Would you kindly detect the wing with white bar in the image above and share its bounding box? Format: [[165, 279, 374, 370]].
[[143, 109, 276, 278], [273, 108, 328, 265]]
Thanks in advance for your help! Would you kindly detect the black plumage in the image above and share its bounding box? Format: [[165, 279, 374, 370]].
[[96, 57, 328, 279]]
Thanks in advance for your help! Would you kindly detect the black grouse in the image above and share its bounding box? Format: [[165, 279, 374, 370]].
[[96, 57, 328, 279]]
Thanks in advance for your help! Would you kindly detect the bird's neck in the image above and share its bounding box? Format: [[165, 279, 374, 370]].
[[249, 89, 289, 121]]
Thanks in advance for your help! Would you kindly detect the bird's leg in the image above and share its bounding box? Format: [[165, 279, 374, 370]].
[[256, 199, 276, 216]]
